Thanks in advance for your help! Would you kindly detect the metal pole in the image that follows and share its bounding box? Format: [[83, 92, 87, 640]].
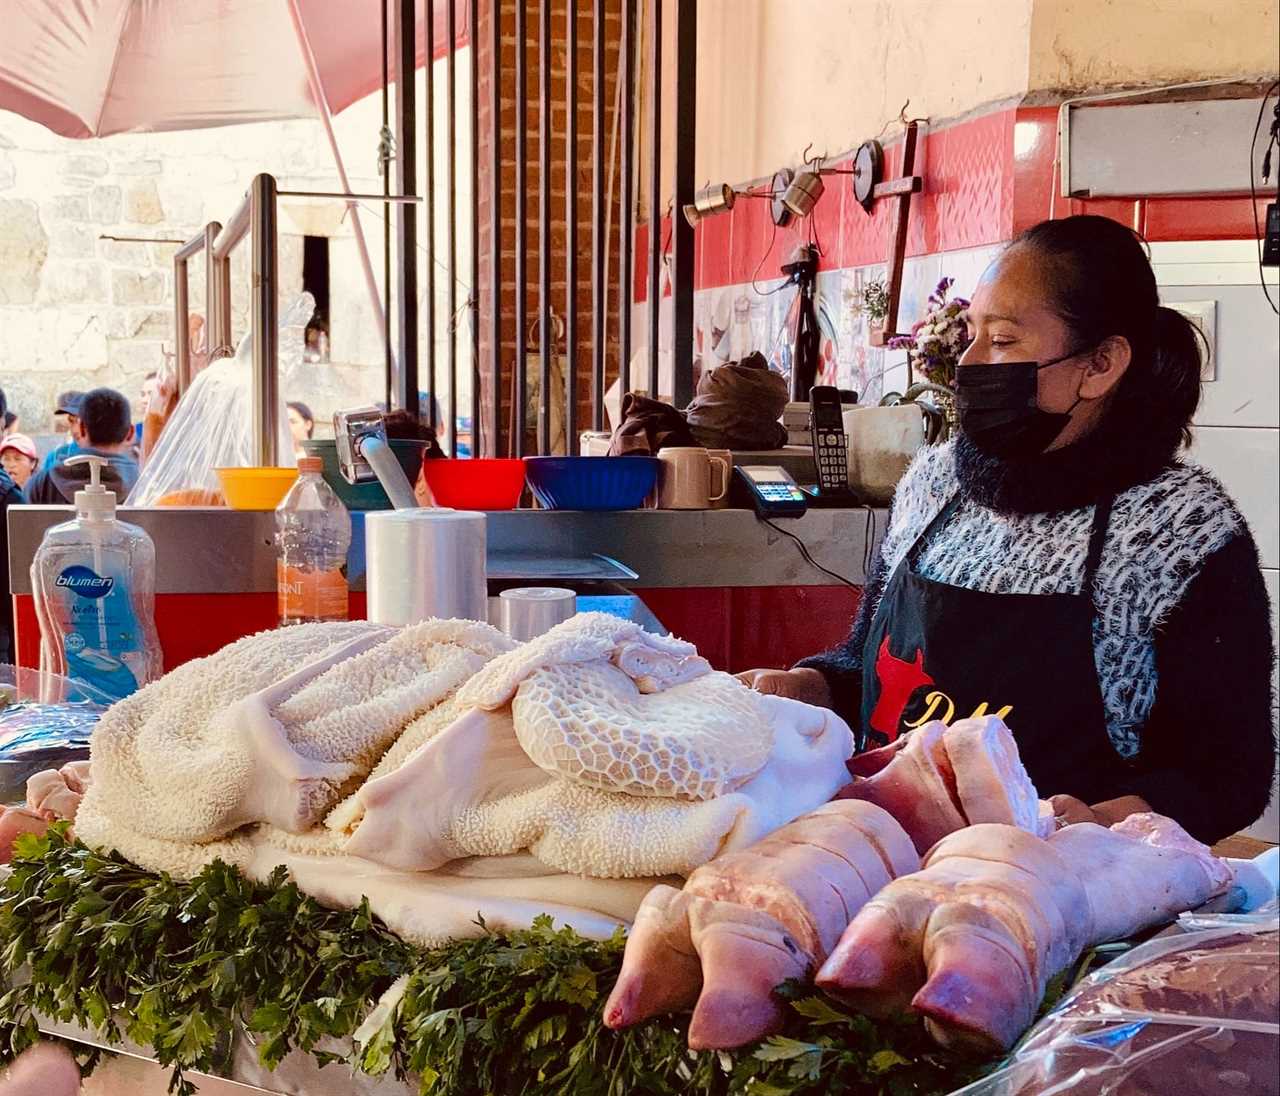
[[619, 0, 634, 415], [469, 1, 482, 458], [538, 0, 552, 455], [565, 0, 580, 453], [671, 0, 696, 409], [173, 254, 190, 394], [203, 221, 223, 355], [423, 3, 437, 430], [646, 0, 661, 398], [447, 0, 459, 456], [514, 0, 528, 456], [590, 0, 604, 433], [488, 0, 503, 457], [249, 173, 279, 467], [393, 0, 418, 413]]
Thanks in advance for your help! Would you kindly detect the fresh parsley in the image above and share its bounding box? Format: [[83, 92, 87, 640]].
[[0, 827, 991, 1095]]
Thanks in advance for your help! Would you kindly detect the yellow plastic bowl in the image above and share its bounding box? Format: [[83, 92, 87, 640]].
[[214, 466, 299, 510]]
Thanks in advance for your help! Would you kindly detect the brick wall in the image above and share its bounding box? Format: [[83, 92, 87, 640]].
[[475, 0, 623, 456]]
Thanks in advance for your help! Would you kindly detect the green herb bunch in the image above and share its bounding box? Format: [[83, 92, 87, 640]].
[[0, 827, 988, 1096]]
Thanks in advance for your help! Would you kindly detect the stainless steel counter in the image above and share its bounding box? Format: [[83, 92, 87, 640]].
[[8, 504, 886, 594]]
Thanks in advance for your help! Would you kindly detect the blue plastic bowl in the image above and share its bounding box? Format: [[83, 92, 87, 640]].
[[524, 456, 659, 511]]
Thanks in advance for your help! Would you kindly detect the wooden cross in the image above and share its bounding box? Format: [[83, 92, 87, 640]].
[[869, 120, 924, 348]]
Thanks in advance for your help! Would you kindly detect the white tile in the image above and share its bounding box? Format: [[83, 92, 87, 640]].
[[1149, 239, 1280, 267], [1160, 284, 1280, 429], [1189, 426, 1279, 569]]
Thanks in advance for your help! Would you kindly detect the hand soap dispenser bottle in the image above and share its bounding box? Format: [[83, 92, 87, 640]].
[[31, 455, 162, 700]]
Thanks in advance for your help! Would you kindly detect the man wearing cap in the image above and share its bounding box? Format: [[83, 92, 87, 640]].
[[38, 390, 84, 475], [0, 434, 38, 491], [25, 388, 139, 506]]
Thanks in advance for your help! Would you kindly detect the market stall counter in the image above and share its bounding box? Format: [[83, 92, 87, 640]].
[[6, 504, 885, 674]]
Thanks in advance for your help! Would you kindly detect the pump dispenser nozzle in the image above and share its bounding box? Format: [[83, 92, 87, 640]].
[[64, 455, 117, 520]]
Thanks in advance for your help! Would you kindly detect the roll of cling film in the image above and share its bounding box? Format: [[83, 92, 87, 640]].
[[277, 563, 348, 623]]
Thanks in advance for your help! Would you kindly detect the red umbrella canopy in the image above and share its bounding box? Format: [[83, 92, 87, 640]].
[[0, 0, 460, 139]]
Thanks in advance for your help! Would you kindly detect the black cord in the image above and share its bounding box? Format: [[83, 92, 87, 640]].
[[751, 219, 789, 297], [1249, 80, 1280, 316], [763, 518, 859, 588]]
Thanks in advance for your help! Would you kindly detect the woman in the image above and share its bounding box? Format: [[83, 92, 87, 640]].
[[0, 433, 38, 491], [287, 400, 316, 459], [741, 215, 1275, 844]]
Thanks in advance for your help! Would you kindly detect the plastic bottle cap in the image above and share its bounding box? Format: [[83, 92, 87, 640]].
[[65, 455, 117, 519], [297, 456, 323, 474]]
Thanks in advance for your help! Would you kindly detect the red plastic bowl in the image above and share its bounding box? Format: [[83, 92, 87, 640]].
[[421, 458, 527, 510]]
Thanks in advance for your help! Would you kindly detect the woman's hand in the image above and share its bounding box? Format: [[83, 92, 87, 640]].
[[1049, 793, 1152, 829], [736, 667, 833, 709]]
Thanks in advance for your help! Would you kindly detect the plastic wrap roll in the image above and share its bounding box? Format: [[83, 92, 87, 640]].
[[498, 587, 577, 641], [365, 510, 487, 625]]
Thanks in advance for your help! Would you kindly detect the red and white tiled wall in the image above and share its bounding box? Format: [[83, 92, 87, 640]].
[[634, 98, 1279, 839]]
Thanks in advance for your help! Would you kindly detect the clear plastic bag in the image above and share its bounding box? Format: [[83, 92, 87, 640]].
[[0, 665, 113, 804], [126, 294, 313, 507], [955, 914, 1279, 1096]]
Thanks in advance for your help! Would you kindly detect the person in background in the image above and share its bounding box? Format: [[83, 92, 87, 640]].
[[3, 410, 18, 436], [39, 391, 83, 474], [25, 388, 139, 505], [382, 408, 446, 506], [134, 371, 159, 446], [0, 434, 38, 491], [287, 400, 316, 458], [0, 389, 23, 664]]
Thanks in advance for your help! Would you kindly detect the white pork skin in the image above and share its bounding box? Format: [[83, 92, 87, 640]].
[[603, 799, 919, 1050], [816, 814, 1232, 1054], [839, 716, 1051, 854]]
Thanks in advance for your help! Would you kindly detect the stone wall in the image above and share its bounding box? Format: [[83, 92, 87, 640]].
[[0, 59, 471, 440]]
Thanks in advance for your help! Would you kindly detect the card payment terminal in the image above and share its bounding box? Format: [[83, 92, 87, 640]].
[[734, 465, 808, 518]]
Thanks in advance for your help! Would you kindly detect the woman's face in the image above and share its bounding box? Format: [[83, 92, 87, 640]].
[[2, 450, 35, 488], [959, 246, 1111, 450], [287, 407, 312, 446]]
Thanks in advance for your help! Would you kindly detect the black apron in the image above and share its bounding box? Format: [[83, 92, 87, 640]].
[[860, 493, 1132, 804]]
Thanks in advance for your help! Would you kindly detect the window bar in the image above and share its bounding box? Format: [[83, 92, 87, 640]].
[[671, 0, 696, 409], [423, 0, 437, 428], [565, 0, 580, 453], [618, 0, 634, 412], [538, 0, 553, 455], [590, 0, 605, 432], [470, 0, 482, 457], [488, 0, 503, 456], [514, 0, 529, 455], [646, 0, 661, 398], [447, 0, 459, 456], [393, 0, 418, 412]]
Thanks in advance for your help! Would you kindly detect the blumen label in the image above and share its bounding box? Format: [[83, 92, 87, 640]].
[[55, 565, 114, 599]]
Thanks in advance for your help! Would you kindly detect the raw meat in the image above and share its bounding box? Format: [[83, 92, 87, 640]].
[[604, 800, 918, 1049], [817, 814, 1231, 1055], [25, 759, 92, 822], [839, 717, 1049, 852]]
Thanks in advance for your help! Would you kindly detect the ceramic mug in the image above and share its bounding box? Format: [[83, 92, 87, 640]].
[[707, 449, 733, 509], [656, 447, 731, 509]]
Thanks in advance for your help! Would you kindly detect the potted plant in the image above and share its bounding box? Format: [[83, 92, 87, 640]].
[[889, 277, 972, 433]]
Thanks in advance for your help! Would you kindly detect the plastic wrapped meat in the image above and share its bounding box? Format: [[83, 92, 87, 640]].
[[957, 922, 1279, 1096], [817, 814, 1233, 1054]]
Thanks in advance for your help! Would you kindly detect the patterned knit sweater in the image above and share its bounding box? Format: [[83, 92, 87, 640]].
[[799, 439, 1276, 843]]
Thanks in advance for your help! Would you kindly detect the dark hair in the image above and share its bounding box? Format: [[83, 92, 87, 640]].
[[78, 388, 133, 447], [287, 400, 315, 437], [0, 388, 6, 423], [3, 411, 14, 430], [1012, 215, 1203, 454]]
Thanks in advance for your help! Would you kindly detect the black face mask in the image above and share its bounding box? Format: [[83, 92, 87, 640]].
[[955, 351, 1089, 459]]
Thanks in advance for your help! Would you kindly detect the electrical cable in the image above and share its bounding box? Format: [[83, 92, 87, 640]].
[[763, 517, 859, 588], [750, 218, 790, 297], [1249, 80, 1280, 316]]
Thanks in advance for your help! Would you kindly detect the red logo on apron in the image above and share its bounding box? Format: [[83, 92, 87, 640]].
[[869, 636, 935, 742]]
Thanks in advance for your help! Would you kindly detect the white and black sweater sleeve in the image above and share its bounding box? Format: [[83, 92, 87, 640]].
[[1124, 531, 1276, 844]]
